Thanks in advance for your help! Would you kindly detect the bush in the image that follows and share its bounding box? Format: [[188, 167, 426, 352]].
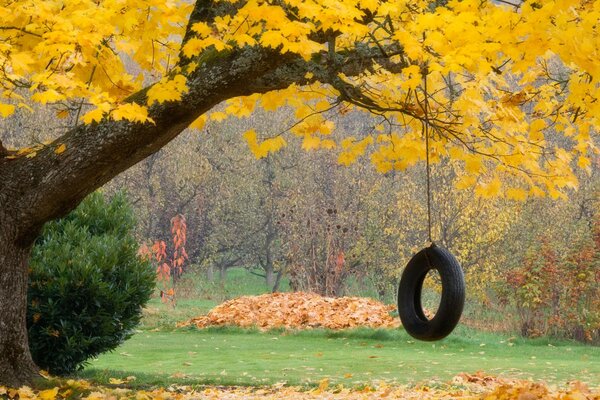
[[27, 192, 155, 375], [501, 232, 600, 343]]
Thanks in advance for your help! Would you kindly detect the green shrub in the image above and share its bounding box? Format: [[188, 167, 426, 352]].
[[27, 192, 155, 375]]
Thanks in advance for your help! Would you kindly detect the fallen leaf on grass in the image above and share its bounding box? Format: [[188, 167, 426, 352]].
[[108, 376, 136, 385], [37, 387, 58, 400], [1, 374, 598, 399]]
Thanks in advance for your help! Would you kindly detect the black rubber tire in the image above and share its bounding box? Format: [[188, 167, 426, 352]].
[[397, 244, 465, 341]]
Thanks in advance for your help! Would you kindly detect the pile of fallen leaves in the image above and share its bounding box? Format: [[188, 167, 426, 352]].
[[1, 374, 598, 399], [177, 292, 400, 330]]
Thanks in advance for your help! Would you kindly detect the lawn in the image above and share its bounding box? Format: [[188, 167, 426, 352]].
[[78, 268, 599, 389], [80, 326, 600, 388]]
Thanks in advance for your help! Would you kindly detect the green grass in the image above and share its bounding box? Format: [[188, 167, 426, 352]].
[[81, 269, 597, 389], [80, 326, 600, 388], [139, 298, 218, 330]]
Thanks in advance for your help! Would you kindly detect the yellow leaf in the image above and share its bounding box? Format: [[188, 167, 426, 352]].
[[465, 157, 483, 174], [577, 156, 591, 170], [225, 96, 257, 118], [81, 108, 105, 124], [111, 103, 153, 124], [259, 136, 286, 155], [400, 65, 422, 91], [210, 111, 227, 122], [182, 37, 228, 57], [243, 129, 286, 159], [10, 51, 34, 74], [260, 92, 286, 111], [56, 109, 70, 119], [316, 378, 329, 393], [302, 135, 321, 150], [191, 22, 212, 36], [0, 103, 15, 118], [320, 139, 336, 149], [39, 370, 51, 379], [147, 75, 188, 105], [38, 387, 59, 400], [529, 119, 546, 142], [31, 89, 65, 104], [260, 30, 286, 50], [17, 387, 35, 399], [189, 115, 207, 131], [54, 144, 67, 155]]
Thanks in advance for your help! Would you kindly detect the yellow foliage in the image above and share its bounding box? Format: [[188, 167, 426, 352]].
[[243, 129, 286, 159], [146, 75, 188, 105], [475, 177, 503, 199], [0, 0, 598, 200], [111, 104, 153, 124], [338, 136, 374, 166]]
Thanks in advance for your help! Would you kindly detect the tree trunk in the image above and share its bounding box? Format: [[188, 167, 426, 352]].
[[0, 224, 39, 387], [265, 267, 275, 289], [219, 265, 228, 282], [271, 270, 284, 293]]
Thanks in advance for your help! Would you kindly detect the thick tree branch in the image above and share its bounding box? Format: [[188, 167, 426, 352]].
[[0, 1, 406, 245], [0, 46, 296, 243]]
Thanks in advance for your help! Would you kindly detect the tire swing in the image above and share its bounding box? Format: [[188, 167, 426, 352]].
[[397, 243, 465, 341], [397, 70, 465, 341]]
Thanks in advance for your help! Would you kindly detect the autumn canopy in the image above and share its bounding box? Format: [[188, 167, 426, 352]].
[[0, 0, 598, 387]]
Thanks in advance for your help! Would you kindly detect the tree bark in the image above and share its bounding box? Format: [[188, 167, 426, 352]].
[[219, 266, 228, 282], [271, 270, 284, 293], [265, 267, 275, 289], [0, 220, 39, 387], [206, 265, 215, 281]]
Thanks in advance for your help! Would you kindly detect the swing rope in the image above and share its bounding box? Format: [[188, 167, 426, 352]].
[[423, 66, 433, 245]]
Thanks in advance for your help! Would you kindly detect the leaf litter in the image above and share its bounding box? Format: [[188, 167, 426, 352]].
[[1, 374, 598, 399], [177, 292, 401, 330]]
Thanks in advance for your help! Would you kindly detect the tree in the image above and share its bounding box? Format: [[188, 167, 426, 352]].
[[0, 0, 598, 386]]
